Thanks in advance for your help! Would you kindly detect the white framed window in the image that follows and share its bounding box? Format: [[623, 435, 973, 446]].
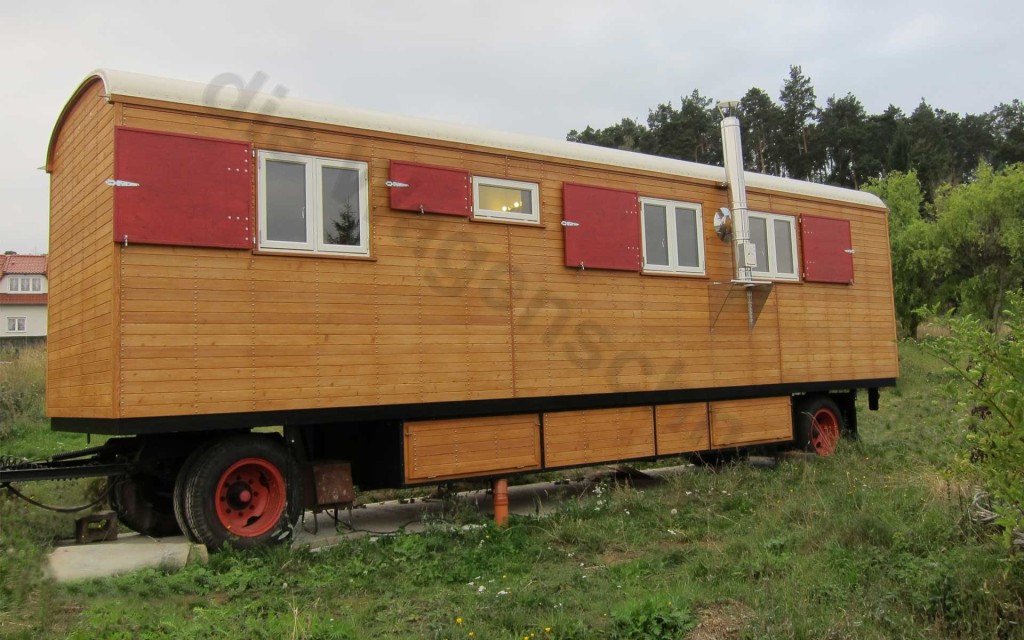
[[640, 197, 705, 275], [31, 277, 41, 292], [7, 317, 25, 333], [747, 212, 799, 281], [472, 176, 540, 224], [258, 150, 370, 256], [7, 278, 16, 292]]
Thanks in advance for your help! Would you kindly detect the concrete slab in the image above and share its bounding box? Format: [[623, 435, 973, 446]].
[[46, 463, 697, 581], [48, 535, 208, 583]]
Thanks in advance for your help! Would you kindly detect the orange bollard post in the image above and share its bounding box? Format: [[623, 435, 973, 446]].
[[492, 478, 509, 527]]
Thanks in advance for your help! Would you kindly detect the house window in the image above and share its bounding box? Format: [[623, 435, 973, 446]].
[[472, 177, 540, 224], [640, 198, 705, 274], [258, 150, 370, 255], [7, 317, 25, 333], [747, 212, 799, 281], [7, 279, 16, 292], [31, 278, 41, 292]]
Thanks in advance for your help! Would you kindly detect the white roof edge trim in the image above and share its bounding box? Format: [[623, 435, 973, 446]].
[[76, 69, 884, 209]]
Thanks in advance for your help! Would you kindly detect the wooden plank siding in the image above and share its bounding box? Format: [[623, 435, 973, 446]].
[[46, 90, 898, 423], [47, 80, 118, 418], [710, 397, 793, 447]]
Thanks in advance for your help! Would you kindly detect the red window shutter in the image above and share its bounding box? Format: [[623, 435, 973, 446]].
[[562, 183, 641, 271], [389, 161, 471, 216], [113, 128, 253, 249], [801, 215, 854, 283]]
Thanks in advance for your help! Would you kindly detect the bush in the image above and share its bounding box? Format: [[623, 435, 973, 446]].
[[926, 293, 1024, 552], [0, 343, 46, 442]]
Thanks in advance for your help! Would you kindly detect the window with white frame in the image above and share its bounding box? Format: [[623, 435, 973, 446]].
[[640, 198, 705, 274], [6, 317, 25, 333], [747, 212, 799, 281], [472, 176, 540, 224], [31, 277, 41, 292], [258, 150, 370, 256], [7, 278, 15, 292]]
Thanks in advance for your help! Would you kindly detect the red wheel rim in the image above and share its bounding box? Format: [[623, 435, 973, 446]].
[[810, 408, 840, 456], [214, 458, 286, 537]]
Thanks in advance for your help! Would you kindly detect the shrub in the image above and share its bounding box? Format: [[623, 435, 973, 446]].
[[0, 344, 47, 442], [926, 293, 1024, 552]]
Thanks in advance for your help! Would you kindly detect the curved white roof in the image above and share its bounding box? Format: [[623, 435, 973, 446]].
[[53, 69, 884, 209]]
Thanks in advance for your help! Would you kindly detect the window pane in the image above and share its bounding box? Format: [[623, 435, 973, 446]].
[[674, 207, 700, 268], [321, 166, 361, 247], [477, 184, 533, 215], [774, 219, 794, 274], [643, 203, 669, 266], [6, 319, 12, 331], [265, 160, 307, 243], [748, 216, 769, 272], [31, 278, 41, 292], [21, 278, 29, 291], [17, 319, 24, 331], [8, 279, 16, 292]]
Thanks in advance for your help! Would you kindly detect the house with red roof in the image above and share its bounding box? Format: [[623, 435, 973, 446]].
[[0, 254, 48, 339]]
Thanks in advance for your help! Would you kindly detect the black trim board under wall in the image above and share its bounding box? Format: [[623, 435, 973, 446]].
[[51, 378, 896, 436]]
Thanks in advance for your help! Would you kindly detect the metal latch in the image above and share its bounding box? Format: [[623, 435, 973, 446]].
[[385, 181, 409, 188], [844, 249, 856, 254], [105, 179, 140, 188], [560, 220, 580, 227]]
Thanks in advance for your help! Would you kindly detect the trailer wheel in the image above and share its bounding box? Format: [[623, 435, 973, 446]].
[[172, 447, 207, 543], [109, 473, 181, 538], [794, 395, 844, 456], [181, 435, 300, 550]]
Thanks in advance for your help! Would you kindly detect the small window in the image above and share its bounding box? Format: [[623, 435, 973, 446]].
[[7, 317, 25, 333], [8, 279, 17, 292], [748, 212, 799, 281], [31, 278, 41, 292], [472, 176, 540, 224], [640, 198, 705, 274], [258, 150, 369, 256]]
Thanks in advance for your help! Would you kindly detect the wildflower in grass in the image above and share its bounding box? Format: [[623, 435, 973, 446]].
[[456, 617, 463, 625], [545, 627, 552, 633]]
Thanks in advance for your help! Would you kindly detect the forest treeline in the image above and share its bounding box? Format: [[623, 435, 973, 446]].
[[568, 65, 1024, 337]]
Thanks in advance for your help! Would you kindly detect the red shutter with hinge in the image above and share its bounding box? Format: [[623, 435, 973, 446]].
[[113, 128, 253, 249], [388, 161, 472, 216], [562, 183, 641, 271], [801, 215, 854, 283]]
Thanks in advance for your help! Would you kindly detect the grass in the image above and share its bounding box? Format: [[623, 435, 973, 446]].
[[1, 342, 1023, 638]]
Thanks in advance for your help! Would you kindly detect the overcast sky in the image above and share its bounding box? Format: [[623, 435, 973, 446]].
[[1, 0, 1020, 254]]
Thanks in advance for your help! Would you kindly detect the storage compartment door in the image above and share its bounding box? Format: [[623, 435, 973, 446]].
[[710, 397, 792, 447], [403, 415, 541, 483], [562, 183, 641, 271], [113, 128, 253, 249], [801, 215, 854, 283]]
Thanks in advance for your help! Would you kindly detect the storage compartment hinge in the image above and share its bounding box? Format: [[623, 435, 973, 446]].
[[560, 220, 580, 227], [105, 179, 139, 188], [385, 181, 409, 188]]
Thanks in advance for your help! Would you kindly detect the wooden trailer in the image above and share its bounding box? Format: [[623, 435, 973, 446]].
[[43, 69, 898, 548]]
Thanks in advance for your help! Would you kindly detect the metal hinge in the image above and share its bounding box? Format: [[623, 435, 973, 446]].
[[844, 249, 856, 254], [560, 220, 580, 227], [105, 179, 140, 188], [385, 181, 409, 188]]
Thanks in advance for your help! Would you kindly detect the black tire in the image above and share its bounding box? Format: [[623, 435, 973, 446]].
[[180, 434, 301, 551], [793, 395, 845, 456], [109, 473, 182, 538], [173, 446, 207, 543]]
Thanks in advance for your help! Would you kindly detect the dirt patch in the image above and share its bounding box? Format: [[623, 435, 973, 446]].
[[687, 600, 755, 640]]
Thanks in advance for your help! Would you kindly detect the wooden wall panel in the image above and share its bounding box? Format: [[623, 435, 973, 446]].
[[543, 406, 655, 467], [403, 415, 541, 483], [710, 397, 792, 447], [46, 80, 117, 418], [656, 403, 710, 455]]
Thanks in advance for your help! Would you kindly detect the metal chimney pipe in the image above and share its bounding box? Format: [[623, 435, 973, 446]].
[[718, 103, 753, 283]]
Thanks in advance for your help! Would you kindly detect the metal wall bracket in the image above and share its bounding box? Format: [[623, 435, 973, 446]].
[[385, 181, 409, 188], [560, 220, 580, 227]]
